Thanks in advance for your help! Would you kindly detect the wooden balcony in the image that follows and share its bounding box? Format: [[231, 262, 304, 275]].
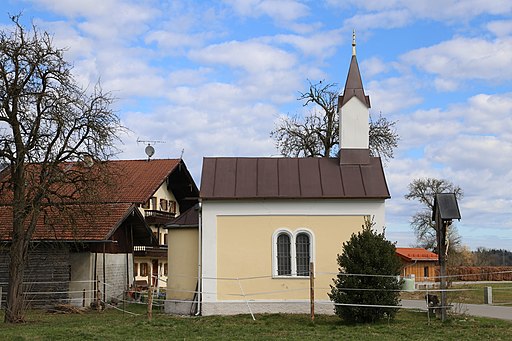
[[144, 210, 176, 225]]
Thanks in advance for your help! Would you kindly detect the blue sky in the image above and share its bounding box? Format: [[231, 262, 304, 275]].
[[2, 0, 512, 250]]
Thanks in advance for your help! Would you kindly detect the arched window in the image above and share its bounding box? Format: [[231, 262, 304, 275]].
[[276, 233, 291, 276], [295, 233, 310, 276], [273, 229, 314, 277]]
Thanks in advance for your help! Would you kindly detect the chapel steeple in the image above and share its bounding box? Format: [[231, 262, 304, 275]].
[[338, 30, 371, 165], [338, 30, 370, 109]]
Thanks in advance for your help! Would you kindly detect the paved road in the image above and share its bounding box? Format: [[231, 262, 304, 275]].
[[401, 299, 512, 321]]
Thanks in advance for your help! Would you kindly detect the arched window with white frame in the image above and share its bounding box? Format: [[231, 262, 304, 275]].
[[272, 228, 314, 277]]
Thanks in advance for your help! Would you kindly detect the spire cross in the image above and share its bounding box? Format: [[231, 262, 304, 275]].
[[352, 29, 356, 56]]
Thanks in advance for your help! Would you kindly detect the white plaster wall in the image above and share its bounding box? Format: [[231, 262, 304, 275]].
[[340, 96, 369, 149], [95, 253, 133, 302], [200, 199, 385, 305], [69, 253, 94, 307]]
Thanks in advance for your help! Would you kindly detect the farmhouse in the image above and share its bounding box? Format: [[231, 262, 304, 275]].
[[396, 247, 438, 282], [0, 158, 198, 306], [166, 40, 391, 315]]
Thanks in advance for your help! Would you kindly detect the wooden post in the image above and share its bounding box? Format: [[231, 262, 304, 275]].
[[147, 285, 153, 321], [309, 261, 315, 322], [436, 212, 448, 321], [96, 280, 101, 311], [0, 286, 3, 309], [484, 286, 493, 305], [82, 289, 86, 307]]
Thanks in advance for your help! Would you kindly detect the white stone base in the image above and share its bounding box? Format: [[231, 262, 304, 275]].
[[164, 300, 197, 315], [200, 301, 335, 316]]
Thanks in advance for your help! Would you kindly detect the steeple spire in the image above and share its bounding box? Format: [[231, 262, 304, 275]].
[[338, 31, 370, 109]]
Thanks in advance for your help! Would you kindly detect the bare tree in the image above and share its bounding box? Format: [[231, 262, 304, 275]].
[[404, 178, 463, 252], [270, 81, 399, 160], [0, 15, 121, 323]]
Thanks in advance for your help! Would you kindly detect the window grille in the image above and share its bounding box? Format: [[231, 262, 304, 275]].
[[277, 234, 291, 275], [295, 233, 310, 276]]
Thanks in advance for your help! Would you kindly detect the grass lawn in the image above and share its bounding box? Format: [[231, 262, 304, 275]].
[[1, 304, 512, 341], [401, 282, 512, 306]]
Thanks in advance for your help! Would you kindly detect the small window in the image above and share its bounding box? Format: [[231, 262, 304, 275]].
[[160, 199, 168, 211], [424, 266, 429, 279], [163, 233, 168, 245], [277, 234, 291, 276], [140, 263, 149, 277], [150, 197, 157, 210], [296, 233, 310, 276], [169, 201, 177, 214]]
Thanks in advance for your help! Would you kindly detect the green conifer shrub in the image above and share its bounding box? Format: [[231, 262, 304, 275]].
[[329, 218, 402, 323]]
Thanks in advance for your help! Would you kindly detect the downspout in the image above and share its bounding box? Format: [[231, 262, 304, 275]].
[[195, 201, 202, 315]]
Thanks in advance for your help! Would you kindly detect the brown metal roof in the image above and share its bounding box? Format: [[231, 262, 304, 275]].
[[166, 204, 199, 228], [200, 157, 390, 200]]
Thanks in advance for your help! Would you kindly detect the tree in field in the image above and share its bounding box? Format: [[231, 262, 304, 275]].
[[329, 218, 402, 323], [0, 15, 121, 323], [270, 81, 399, 161], [404, 178, 463, 253]]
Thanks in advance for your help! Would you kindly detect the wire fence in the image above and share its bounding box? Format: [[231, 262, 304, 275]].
[[0, 269, 511, 320]]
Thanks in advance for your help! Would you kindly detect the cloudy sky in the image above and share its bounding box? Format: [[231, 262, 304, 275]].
[[2, 0, 511, 250]]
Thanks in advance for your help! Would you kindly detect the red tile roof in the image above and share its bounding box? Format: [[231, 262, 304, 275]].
[[200, 157, 390, 199], [0, 159, 183, 242], [101, 159, 181, 203], [396, 248, 438, 262], [0, 203, 142, 241]]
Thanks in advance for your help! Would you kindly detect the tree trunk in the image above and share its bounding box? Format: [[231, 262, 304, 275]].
[[4, 233, 28, 323]]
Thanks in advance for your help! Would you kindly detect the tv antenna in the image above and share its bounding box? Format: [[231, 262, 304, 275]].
[[137, 138, 166, 161]]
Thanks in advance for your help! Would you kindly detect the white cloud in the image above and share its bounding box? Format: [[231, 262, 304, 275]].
[[188, 40, 297, 73], [402, 37, 512, 83], [487, 20, 512, 37], [342, 10, 411, 31], [223, 0, 309, 22], [330, 0, 512, 23], [366, 76, 423, 114], [361, 57, 389, 78]]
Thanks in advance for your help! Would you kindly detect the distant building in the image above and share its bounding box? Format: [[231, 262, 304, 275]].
[[396, 247, 438, 282]]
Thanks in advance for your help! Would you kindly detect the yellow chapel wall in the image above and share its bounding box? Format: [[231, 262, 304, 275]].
[[167, 227, 199, 301], [215, 215, 365, 301]]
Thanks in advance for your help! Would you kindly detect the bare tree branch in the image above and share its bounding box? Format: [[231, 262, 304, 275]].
[[0, 14, 122, 323], [270, 81, 399, 160]]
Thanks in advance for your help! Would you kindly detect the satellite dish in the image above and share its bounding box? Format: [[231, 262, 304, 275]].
[[145, 144, 155, 158], [84, 155, 94, 167]]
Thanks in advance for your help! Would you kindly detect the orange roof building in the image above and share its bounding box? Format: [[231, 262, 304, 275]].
[[396, 248, 439, 282]]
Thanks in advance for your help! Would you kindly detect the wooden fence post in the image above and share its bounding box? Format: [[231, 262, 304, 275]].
[[310, 261, 315, 322], [96, 280, 101, 311], [82, 289, 86, 307], [147, 285, 153, 321]]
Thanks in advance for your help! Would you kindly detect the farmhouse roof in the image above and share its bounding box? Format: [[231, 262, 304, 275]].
[[0, 159, 198, 243], [0, 203, 152, 242], [396, 248, 438, 262], [200, 157, 390, 200]]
